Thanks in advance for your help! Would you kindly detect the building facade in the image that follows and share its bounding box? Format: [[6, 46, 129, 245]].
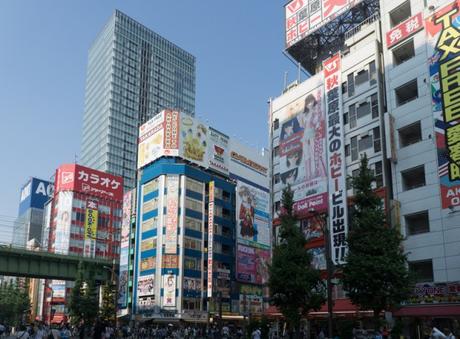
[[120, 110, 270, 322], [13, 177, 54, 247], [80, 10, 196, 191], [42, 163, 123, 323], [275, 0, 460, 332]]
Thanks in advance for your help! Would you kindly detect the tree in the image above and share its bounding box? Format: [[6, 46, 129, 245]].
[[0, 280, 30, 326], [69, 263, 99, 327], [342, 155, 412, 327], [99, 282, 116, 324], [269, 186, 325, 338]]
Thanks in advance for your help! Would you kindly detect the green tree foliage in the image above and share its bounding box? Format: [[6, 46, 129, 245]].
[[69, 263, 99, 327], [99, 282, 116, 324], [269, 186, 325, 338], [342, 155, 412, 326], [0, 280, 30, 326]]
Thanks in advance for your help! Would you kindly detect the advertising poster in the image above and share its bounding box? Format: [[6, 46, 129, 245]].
[[207, 181, 215, 298], [55, 191, 72, 255], [208, 127, 230, 175], [324, 54, 348, 265], [141, 218, 155, 233], [51, 280, 66, 300], [236, 244, 270, 284], [141, 238, 156, 251], [84, 200, 98, 257], [141, 257, 155, 272], [180, 115, 208, 168], [138, 111, 165, 169], [406, 281, 460, 304], [236, 181, 270, 248], [163, 274, 176, 307], [285, 0, 364, 48], [426, 2, 460, 209], [276, 87, 328, 216], [162, 254, 179, 269], [300, 218, 323, 241], [184, 277, 201, 291], [137, 275, 155, 311], [239, 284, 263, 314], [308, 247, 326, 270], [165, 176, 179, 254]]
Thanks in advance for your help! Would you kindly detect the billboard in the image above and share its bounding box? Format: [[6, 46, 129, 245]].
[[208, 127, 230, 175], [137, 274, 155, 311], [239, 285, 263, 315], [236, 181, 270, 249], [236, 244, 270, 285], [84, 200, 98, 257], [165, 176, 179, 254], [324, 53, 348, 265], [426, 2, 460, 209], [51, 280, 66, 300], [207, 181, 215, 298], [163, 110, 180, 156], [18, 177, 54, 216], [54, 191, 72, 254], [285, 0, 364, 48], [274, 85, 328, 216], [386, 12, 423, 48], [163, 274, 176, 307], [308, 247, 326, 270], [55, 164, 123, 201], [180, 115, 209, 168], [229, 140, 269, 188]]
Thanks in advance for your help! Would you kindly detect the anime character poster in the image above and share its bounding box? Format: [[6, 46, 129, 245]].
[[180, 115, 208, 168], [236, 244, 270, 284], [278, 88, 328, 215], [236, 181, 270, 248], [426, 2, 460, 209]]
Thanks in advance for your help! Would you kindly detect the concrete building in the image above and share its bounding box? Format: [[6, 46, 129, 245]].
[[272, 0, 460, 333], [121, 110, 270, 322], [80, 10, 196, 191]]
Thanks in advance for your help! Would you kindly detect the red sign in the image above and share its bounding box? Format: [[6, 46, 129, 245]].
[[55, 164, 123, 201], [163, 110, 180, 156], [386, 12, 423, 48]]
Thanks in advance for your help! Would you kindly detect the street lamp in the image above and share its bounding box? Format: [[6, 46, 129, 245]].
[[308, 209, 334, 339]]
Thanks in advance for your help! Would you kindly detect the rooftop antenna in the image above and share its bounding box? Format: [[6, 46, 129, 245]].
[[74, 154, 78, 164], [284, 71, 288, 91]]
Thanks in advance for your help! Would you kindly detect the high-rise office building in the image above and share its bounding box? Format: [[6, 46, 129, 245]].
[[81, 10, 196, 190]]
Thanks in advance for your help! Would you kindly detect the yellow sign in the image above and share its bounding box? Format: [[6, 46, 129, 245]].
[[84, 208, 98, 240]]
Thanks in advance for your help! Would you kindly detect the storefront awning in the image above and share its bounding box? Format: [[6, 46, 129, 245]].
[[394, 304, 460, 317]]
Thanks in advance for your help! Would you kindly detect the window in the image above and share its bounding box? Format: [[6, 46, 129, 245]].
[[356, 101, 371, 119], [185, 217, 202, 232], [401, 165, 426, 191], [355, 69, 369, 86], [399, 121, 422, 147], [390, 1, 411, 27], [273, 146, 280, 158], [369, 61, 377, 85], [373, 127, 381, 153], [405, 211, 430, 235], [185, 198, 203, 213], [183, 298, 201, 310], [345, 144, 350, 157], [374, 161, 383, 188], [409, 260, 433, 283], [393, 39, 415, 65], [395, 79, 418, 106], [274, 173, 280, 184], [186, 178, 203, 194], [184, 256, 201, 270], [359, 135, 372, 151], [351, 136, 358, 161], [184, 237, 201, 250], [349, 104, 357, 128], [273, 119, 279, 130], [347, 73, 355, 96], [371, 94, 379, 119], [343, 112, 349, 125]]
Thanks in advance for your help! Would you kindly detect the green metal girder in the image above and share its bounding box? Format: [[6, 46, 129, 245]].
[[0, 245, 113, 282]]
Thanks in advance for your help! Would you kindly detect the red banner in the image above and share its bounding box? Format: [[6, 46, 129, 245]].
[[386, 12, 423, 48]]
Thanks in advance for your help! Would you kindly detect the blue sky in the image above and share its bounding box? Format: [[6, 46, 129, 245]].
[[0, 1, 299, 239]]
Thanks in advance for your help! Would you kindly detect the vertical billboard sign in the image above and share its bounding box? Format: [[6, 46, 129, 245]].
[[165, 176, 179, 254], [163, 110, 180, 156], [84, 200, 98, 257], [426, 2, 460, 209], [207, 181, 215, 298], [275, 86, 328, 216], [118, 191, 132, 310], [163, 274, 176, 307], [236, 182, 270, 248], [137, 274, 155, 311], [323, 53, 348, 265], [55, 191, 73, 255], [208, 127, 230, 175]]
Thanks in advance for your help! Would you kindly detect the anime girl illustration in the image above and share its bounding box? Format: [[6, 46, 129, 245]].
[[238, 186, 257, 238], [301, 93, 327, 180]]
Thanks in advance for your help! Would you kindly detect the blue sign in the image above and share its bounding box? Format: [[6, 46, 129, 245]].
[[18, 178, 54, 216]]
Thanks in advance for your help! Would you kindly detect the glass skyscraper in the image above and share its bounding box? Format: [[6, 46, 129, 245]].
[[81, 10, 196, 190]]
